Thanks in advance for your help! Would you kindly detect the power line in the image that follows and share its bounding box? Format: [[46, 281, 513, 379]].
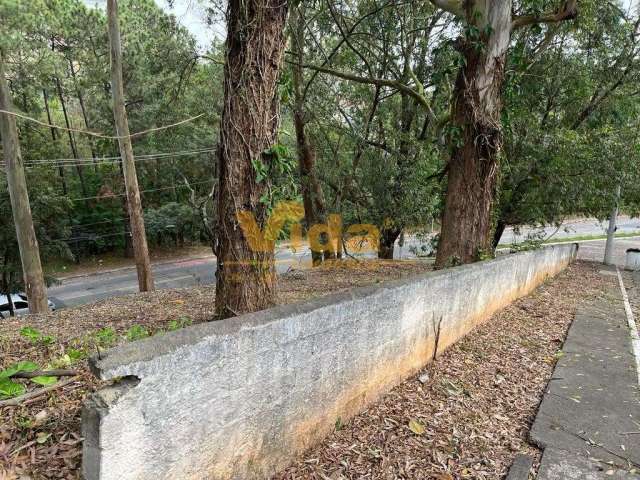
[[66, 231, 127, 242], [69, 179, 214, 202], [0, 108, 205, 140], [0, 148, 216, 169], [24, 147, 215, 164]]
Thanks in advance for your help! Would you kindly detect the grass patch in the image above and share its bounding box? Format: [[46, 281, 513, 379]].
[[541, 231, 640, 244]]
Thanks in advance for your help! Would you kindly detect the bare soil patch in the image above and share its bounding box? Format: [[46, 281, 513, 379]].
[[274, 261, 611, 480], [0, 259, 428, 479]]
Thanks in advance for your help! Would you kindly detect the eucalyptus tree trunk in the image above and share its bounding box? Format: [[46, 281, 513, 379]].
[[290, 5, 328, 266], [215, 0, 289, 319], [435, 1, 512, 268], [432, 0, 577, 267]]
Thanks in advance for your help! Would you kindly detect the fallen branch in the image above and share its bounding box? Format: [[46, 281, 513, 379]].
[[10, 369, 79, 379], [0, 377, 80, 408]]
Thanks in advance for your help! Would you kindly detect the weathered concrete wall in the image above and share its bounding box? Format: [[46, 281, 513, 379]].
[[82, 244, 578, 480]]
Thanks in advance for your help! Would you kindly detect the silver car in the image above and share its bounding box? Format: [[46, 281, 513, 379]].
[[0, 293, 56, 318]]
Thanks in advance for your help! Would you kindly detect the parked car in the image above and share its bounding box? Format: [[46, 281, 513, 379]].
[[0, 293, 56, 318]]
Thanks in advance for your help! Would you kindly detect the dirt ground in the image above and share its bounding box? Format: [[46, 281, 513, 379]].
[[0, 259, 429, 479], [0, 261, 609, 479]]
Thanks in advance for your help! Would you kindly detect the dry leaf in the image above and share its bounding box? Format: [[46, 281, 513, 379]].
[[408, 419, 425, 435]]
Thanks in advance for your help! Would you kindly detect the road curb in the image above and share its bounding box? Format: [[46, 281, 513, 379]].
[[505, 454, 534, 480]]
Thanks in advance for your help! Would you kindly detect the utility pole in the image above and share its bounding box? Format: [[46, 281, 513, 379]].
[[604, 184, 621, 266], [107, 0, 154, 291], [0, 52, 49, 313]]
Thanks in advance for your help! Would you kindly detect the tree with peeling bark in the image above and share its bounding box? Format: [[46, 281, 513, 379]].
[[214, 0, 290, 318], [430, 0, 579, 268]]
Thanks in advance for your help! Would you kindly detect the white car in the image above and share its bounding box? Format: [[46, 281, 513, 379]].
[[0, 293, 56, 318]]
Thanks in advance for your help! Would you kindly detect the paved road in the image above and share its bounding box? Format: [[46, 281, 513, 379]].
[[574, 236, 639, 266], [48, 218, 640, 309], [49, 249, 313, 308], [499, 215, 640, 244]]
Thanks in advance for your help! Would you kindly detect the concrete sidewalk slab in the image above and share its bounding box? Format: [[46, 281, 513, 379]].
[[529, 272, 640, 477], [537, 448, 639, 479]]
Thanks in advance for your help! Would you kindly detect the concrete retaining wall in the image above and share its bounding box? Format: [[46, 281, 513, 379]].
[[82, 244, 578, 480]]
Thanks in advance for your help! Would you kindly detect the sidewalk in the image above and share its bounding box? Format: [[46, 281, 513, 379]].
[[509, 266, 640, 479]]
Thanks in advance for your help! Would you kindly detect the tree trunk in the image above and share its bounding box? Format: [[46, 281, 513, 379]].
[[435, 2, 511, 268], [122, 199, 134, 258], [108, 0, 155, 291], [42, 88, 68, 195], [116, 157, 134, 258], [0, 52, 49, 314], [382, 90, 415, 261], [214, 0, 289, 318], [492, 219, 506, 250], [68, 57, 98, 167], [54, 75, 88, 198], [290, 6, 327, 267], [378, 227, 401, 259]]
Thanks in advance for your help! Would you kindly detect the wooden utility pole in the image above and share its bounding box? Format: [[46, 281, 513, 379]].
[[107, 0, 154, 291], [0, 52, 49, 313]]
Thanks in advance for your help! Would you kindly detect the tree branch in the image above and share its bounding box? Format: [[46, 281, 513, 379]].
[[292, 61, 434, 117], [0, 377, 80, 408], [512, 0, 578, 30], [428, 0, 464, 18], [10, 369, 79, 379]]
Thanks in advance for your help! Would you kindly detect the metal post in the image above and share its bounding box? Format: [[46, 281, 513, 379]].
[[604, 185, 621, 265]]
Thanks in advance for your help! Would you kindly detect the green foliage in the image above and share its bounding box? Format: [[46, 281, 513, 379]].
[[144, 202, 201, 248], [1, 0, 221, 272], [254, 142, 299, 209], [0, 361, 38, 379], [475, 249, 495, 262], [0, 379, 26, 399], [1, 0, 639, 272], [31, 375, 58, 386], [167, 316, 192, 331], [19, 327, 55, 345], [499, 1, 640, 235], [0, 360, 58, 398], [125, 324, 149, 342], [94, 327, 116, 347], [66, 347, 87, 361]]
